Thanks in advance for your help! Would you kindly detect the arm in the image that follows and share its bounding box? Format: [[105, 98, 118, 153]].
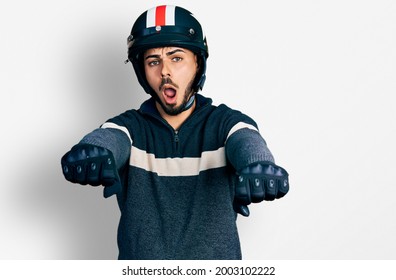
[[226, 127, 290, 216]]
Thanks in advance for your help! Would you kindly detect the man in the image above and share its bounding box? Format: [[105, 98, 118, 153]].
[[61, 5, 289, 260]]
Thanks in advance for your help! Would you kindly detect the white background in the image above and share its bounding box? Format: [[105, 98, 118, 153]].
[[1, 0, 395, 260]]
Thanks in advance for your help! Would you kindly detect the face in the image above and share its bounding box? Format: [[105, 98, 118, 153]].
[[144, 46, 198, 116]]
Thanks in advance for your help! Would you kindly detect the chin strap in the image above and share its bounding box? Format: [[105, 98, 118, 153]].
[[182, 94, 196, 111]]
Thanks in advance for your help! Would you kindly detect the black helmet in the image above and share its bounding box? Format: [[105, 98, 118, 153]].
[[127, 5, 209, 96]]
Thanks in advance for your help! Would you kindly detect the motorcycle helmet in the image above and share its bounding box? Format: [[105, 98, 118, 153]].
[[127, 5, 209, 101]]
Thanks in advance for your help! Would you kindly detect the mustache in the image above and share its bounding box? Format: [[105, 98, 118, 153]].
[[159, 77, 179, 91]]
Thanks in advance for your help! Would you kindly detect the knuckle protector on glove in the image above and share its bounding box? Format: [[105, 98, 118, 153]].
[[270, 164, 289, 199], [61, 143, 118, 187], [236, 162, 289, 203], [100, 156, 118, 186], [234, 174, 252, 205]]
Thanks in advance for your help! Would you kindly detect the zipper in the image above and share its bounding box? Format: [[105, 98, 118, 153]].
[[141, 96, 212, 155], [174, 130, 179, 142], [174, 130, 179, 152]]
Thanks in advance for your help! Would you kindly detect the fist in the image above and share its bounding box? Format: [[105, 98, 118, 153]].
[[233, 162, 289, 216], [61, 143, 121, 197]]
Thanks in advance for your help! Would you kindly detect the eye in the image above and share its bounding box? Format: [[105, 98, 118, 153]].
[[172, 57, 182, 62], [147, 60, 160, 66]]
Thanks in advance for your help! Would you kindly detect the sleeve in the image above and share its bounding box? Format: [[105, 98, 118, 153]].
[[79, 123, 132, 171], [224, 109, 275, 172]]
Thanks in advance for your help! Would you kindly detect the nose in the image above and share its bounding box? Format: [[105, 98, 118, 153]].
[[161, 60, 171, 77]]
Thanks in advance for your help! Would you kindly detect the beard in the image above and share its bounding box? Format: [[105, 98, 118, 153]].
[[158, 77, 195, 116]]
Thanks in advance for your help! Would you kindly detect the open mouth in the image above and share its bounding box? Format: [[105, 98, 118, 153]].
[[162, 87, 177, 105]]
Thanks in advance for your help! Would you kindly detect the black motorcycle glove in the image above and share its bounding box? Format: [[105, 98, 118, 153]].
[[233, 162, 289, 217], [61, 143, 121, 198]]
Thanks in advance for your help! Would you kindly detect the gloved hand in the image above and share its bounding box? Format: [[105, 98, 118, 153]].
[[61, 143, 121, 198], [233, 162, 289, 217]]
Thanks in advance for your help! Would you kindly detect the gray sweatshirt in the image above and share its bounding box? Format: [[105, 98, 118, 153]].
[[80, 94, 274, 259]]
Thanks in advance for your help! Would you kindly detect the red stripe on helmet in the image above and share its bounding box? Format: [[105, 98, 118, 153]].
[[155, 5, 166, 26]]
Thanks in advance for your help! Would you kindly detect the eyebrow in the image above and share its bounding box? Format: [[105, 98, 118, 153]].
[[145, 49, 186, 60]]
